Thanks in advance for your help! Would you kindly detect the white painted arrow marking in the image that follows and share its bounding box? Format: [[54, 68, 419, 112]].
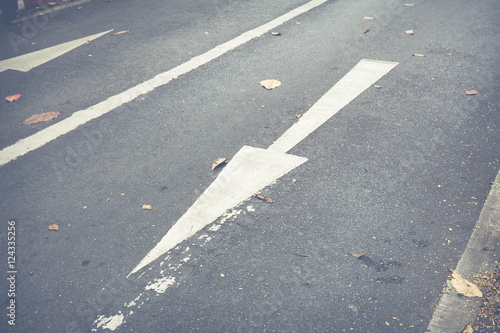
[[129, 59, 398, 276], [128, 146, 308, 276], [268, 59, 398, 153], [0, 29, 113, 73]]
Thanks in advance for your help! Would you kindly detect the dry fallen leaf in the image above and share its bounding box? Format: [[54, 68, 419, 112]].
[[348, 253, 365, 259], [60, 100, 70, 104], [260, 79, 281, 90], [255, 194, 273, 203], [113, 30, 130, 35], [363, 28, 370, 34], [141, 204, 152, 210], [405, 30, 414, 35], [22, 111, 60, 125], [48, 2, 57, 6], [465, 90, 478, 95], [295, 114, 302, 119], [482, 244, 495, 251], [450, 269, 483, 297], [48, 224, 59, 231], [5, 94, 21, 102], [362, 16, 375, 20], [212, 157, 228, 171], [372, 84, 382, 89], [271, 32, 281, 36], [412, 53, 425, 57], [404, 3, 414, 6], [85, 40, 91, 45]]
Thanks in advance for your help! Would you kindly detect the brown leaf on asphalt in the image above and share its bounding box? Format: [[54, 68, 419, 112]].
[[211, 157, 228, 171], [363, 28, 370, 34], [459, 322, 473, 333], [48, 224, 59, 231], [465, 90, 478, 95], [405, 30, 414, 35], [271, 32, 281, 36], [60, 100, 70, 104], [482, 244, 495, 251], [141, 204, 152, 210], [348, 253, 365, 259], [412, 53, 425, 57], [85, 40, 91, 45], [5, 94, 21, 102], [48, 2, 57, 6], [295, 114, 302, 119], [21, 111, 60, 125], [113, 30, 130, 35], [450, 269, 483, 297], [255, 194, 273, 203], [362, 16, 375, 20], [260, 79, 281, 90]]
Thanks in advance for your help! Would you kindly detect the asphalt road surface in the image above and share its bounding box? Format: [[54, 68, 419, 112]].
[[1, 0, 499, 332]]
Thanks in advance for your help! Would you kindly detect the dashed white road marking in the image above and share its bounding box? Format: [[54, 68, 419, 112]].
[[129, 59, 398, 276], [0, 0, 328, 167], [0, 30, 113, 72]]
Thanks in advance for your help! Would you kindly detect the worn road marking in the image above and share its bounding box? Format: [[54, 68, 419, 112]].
[[129, 59, 398, 276], [0, 30, 112, 72], [0, 0, 327, 167], [129, 147, 308, 276]]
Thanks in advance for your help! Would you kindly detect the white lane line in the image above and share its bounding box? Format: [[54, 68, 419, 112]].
[[0, 30, 113, 72], [129, 59, 398, 276], [268, 59, 398, 153], [426, 173, 500, 332], [129, 146, 308, 276], [0, 0, 328, 167]]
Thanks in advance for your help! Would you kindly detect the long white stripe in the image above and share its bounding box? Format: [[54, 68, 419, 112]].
[[268, 59, 398, 153], [0, 0, 328, 167]]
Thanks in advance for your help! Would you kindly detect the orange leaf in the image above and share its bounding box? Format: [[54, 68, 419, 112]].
[[22, 111, 60, 125], [5, 94, 21, 102], [212, 157, 228, 171], [113, 30, 130, 35], [48, 224, 59, 231], [260, 79, 281, 90], [348, 253, 365, 259], [465, 90, 478, 95], [363, 28, 370, 34], [255, 194, 273, 203], [295, 114, 302, 119]]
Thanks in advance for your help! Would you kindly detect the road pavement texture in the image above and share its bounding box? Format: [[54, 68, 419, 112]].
[[0, 0, 499, 332]]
